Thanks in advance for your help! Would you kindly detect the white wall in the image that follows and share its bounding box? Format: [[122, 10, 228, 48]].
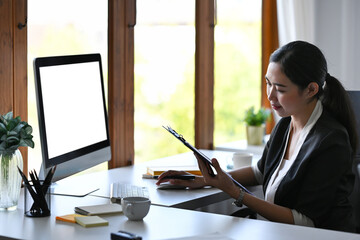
[[277, 0, 360, 90], [314, 0, 360, 90]]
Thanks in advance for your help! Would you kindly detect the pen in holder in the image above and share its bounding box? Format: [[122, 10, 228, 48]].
[[24, 180, 51, 217], [18, 166, 56, 217]]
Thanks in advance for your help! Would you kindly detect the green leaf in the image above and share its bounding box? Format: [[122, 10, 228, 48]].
[[6, 145, 19, 154], [4, 112, 13, 121], [6, 119, 18, 131], [19, 139, 35, 148], [0, 115, 6, 125], [6, 136, 20, 145], [244, 107, 271, 126], [12, 123, 25, 133], [24, 125, 33, 135], [20, 126, 33, 139], [0, 111, 34, 152], [0, 123, 6, 135], [7, 131, 18, 136], [0, 141, 6, 151]]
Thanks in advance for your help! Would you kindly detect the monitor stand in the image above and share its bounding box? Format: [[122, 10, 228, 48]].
[[39, 163, 100, 197]]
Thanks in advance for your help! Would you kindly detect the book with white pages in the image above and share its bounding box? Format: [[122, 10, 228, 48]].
[[74, 203, 122, 216]]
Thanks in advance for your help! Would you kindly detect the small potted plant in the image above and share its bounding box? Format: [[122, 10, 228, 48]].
[[244, 107, 271, 145], [0, 111, 34, 210]]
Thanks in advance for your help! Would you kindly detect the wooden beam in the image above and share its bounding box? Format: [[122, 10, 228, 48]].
[[0, 0, 28, 173], [0, 1, 14, 115], [108, 0, 135, 168], [261, 0, 279, 134], [195, 0, 215, 150], [14, 0, 28, 173]]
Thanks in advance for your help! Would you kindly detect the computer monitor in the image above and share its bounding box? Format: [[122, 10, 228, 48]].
[[34, 53, 111, 183]]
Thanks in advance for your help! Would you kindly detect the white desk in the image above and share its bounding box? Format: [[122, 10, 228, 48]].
[[0, 150, 359, 240], [54, 150, 238, 210], [1, 193, 359, 240]]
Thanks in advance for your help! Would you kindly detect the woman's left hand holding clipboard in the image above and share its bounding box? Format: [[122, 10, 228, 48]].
[[194, 155, 242, 199]]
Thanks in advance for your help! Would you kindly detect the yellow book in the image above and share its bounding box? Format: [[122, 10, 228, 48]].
[[147, 165, 202, 176], [75, 216, 109, 228]]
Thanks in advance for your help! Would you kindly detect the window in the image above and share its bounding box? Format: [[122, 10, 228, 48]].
[[25, 0, 263, 169], [27, 0, 108, 172], [134, 0, 195, 163], [214, 0, 262, 145]]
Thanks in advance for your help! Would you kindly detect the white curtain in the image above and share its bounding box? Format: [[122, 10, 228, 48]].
[[276, 0, 360, 90], [276, 0, 315, 46]]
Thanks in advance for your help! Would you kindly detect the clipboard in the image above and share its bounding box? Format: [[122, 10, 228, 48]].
[[163, 126, 252, 195]]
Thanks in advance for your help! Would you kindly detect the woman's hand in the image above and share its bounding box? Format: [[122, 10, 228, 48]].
[[156, 170, 206, 189], [195, 154, 239, 199]]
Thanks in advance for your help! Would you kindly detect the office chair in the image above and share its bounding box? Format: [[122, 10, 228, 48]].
[[349, 160, 360, 233], [356, 163, 360, 233]]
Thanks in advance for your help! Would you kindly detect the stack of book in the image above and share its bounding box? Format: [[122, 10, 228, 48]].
[[146, 165, 202, 177]]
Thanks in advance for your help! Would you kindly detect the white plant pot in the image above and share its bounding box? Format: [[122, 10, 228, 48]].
[[246, 124, 265, 146]]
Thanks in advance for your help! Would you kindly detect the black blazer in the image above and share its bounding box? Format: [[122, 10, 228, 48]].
[[257, 110, 355, 232]]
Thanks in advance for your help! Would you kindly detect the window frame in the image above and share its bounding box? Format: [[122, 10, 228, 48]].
[[0, 0, 28, 173], [3, 0, 276, 170]]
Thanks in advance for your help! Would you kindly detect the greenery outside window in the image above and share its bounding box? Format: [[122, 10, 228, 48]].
[[214, 0, 262, 145]]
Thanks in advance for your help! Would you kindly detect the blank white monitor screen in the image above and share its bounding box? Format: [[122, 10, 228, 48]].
[[40, 62, 107, 159], [34, 54, 111, 182]]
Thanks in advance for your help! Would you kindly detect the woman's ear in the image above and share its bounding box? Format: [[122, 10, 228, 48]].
[[306, 82, 319, 98]]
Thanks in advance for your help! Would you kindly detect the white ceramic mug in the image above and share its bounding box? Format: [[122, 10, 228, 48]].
[[121, 197, 151, 221], [232, 152, 253, 169]]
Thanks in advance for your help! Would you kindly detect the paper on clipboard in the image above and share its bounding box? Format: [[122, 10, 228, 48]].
[[163, 126, 252, 195]]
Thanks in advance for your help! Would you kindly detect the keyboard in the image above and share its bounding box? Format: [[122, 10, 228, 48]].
[[110, 183, 149, 203]]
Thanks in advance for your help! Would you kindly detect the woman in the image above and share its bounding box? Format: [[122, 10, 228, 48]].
[[156, 41, 357, 232]]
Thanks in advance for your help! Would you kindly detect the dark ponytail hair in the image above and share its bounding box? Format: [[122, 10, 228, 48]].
[[322, 74, 358, 154], [270, 41, 358, 154]]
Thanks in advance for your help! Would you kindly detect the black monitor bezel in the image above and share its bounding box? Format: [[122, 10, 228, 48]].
[[34, 53, 111, 169]]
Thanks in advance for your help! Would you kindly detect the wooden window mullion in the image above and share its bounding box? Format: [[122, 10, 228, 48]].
[[261, 0, 278, 134], [0, 0, 28, 173], [14, 0, 28, 173], [195, 0, 215, 150], [108, 0, 135, 168]]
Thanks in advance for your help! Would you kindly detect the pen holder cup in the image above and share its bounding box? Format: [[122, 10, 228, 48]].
[[24, 181, 51, 217]]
